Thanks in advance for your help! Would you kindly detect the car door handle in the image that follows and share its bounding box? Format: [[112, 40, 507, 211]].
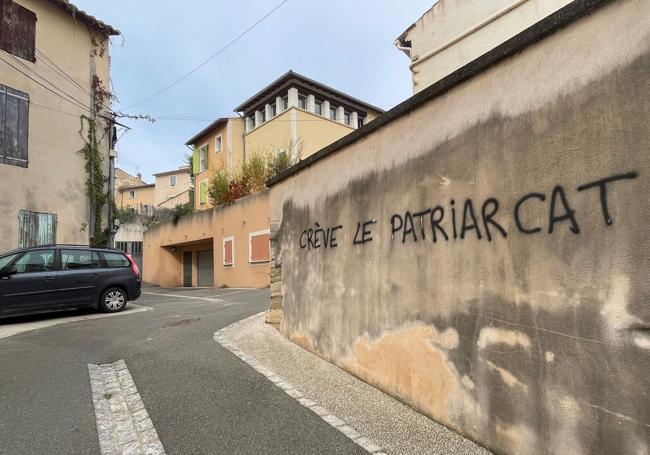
[[43, 277, 55, 282], [92, 273, 104, 278]]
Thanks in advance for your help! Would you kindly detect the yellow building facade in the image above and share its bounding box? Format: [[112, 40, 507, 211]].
[[146, 70, 383, 288]]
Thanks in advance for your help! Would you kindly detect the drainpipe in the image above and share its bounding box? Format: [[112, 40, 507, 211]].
[[235, 112, 247, 164]]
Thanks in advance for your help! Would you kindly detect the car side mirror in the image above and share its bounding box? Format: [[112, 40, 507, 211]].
[[0, 269, 17, 279]]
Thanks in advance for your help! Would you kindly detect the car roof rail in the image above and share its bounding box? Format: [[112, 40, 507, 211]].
[[35, 244, 122, 250]]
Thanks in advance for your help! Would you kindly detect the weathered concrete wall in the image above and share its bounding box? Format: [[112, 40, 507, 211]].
[[269, 1, 650, 453]]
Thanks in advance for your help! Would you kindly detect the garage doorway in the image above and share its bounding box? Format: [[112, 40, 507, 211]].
[[183, 252, 192, 287], [197, 250, 214, 287]]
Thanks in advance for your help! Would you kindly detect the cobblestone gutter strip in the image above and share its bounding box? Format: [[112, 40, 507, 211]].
[[88, 360, 165, 455], [214, 315, 387, 454]]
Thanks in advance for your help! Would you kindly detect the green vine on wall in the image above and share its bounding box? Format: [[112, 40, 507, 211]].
[[78, 115, 109, 246]]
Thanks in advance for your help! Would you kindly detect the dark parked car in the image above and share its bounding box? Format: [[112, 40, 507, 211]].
[[0, 245, 141, 318]]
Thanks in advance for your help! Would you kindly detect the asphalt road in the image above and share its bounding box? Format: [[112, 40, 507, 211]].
[[0, 287, 367, 455]]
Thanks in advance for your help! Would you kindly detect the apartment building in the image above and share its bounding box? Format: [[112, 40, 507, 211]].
[[0, 0, 118, 251], [145, 71, 383, 288]]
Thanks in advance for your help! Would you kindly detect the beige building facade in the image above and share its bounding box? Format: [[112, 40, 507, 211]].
[[153, 166, 191, 208], [117, 183, 155, 211], [143, 191, 271, 288], [0, 0, 118, 251], [395, 0, 573, 93], [269, 1, 650, 454]]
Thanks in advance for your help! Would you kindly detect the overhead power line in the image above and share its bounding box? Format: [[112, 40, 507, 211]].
[[4, 53, 92, 112], [121, 0, 288, 111], [0, 55, 93, 113]]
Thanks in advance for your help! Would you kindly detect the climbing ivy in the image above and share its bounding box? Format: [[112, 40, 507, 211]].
[[78, 115, 109, 246]]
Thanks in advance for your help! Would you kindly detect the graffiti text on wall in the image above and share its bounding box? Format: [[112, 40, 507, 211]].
[[298, 172, 638, 250]]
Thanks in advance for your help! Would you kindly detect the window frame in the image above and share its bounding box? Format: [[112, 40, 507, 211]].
[[215, 134, 222, 153], [298, 94, 307, 110], [169, 175, 177, 187], [270, 102, 277, 117], [248, 229, 270, 265], [198, 143, 208, 172], [344, 112, 351, 126], [223, 236, 235, 267], [199, 180, 208, 205], [128, 190, 136, 199], [281, 95, 288, 111], [330, 106, 338, 121], [314, 100, 322, 115]]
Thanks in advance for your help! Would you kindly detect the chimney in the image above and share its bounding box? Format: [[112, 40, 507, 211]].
[[137, 173, 142, 179]]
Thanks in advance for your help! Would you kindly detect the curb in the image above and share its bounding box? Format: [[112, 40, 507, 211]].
[[213, 313, 387, 454]]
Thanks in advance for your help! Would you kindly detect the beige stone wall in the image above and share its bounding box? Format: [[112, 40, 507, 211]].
[[144, 191, 270, 288], [115, 168, 145, 191], [270, 1, 650, 453], [0, 0, 112, 251]]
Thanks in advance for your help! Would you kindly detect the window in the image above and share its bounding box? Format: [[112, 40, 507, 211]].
[[199, 144, 208, 172], [128, 190, 136, 199], [102, 252, 130, 268], [357, 117, 365, 128], [271, 103, 277, 117], [298, 94, 307, 109], [0, 1, 36, 62], [282, 95, 288, 111], [0, 253, 19, 271], [330, 106, 338, 120], [344, 112, 351, 125], [223, 236, 234, 267], [130, 242, 143, 255], [0, 84, 29, 168], [61, 249, 100, 270], [315, 101, 322, 115], [116, 241, 128, 252], [9, 250, 55, 274], [249, 230, 270, 264], [18, 210, 56, 248], [215, 134, 222, 152], [199, 180, 208, 205], [260, 110, 266, 123], [170, 175, 177, 187]]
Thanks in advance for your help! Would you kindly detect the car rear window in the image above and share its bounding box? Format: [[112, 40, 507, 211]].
[[101, 251, 130, 268], [61, 249, 101, 270]]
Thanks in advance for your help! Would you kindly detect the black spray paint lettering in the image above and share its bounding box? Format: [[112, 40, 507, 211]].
[[300, 172, 639, 251], [354, 219, 376, 245], [577, 172, 638, 225], [300, 223, 343, 250]]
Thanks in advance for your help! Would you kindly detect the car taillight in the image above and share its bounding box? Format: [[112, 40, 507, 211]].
[[126, 253, 140, 278]]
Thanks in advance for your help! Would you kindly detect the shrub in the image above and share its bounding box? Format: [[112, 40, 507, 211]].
[[208, 169, 230, 206]]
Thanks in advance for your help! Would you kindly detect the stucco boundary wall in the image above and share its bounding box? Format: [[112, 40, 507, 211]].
[[268, 1, 650, 454], [143, 191, 270, 289]]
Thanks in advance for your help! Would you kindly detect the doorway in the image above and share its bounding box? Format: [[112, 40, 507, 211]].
[[197, 250, 214, 287], [183, 252, 192, 287]]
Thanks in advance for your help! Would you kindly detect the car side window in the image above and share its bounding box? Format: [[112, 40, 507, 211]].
[[0, 253, 19, 271], [61, 249, 101, 270], [9, 250, 55, 274], [102, 252, 129, 268]]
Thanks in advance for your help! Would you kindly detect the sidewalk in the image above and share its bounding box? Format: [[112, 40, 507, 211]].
[[216, 312, 491, 455]]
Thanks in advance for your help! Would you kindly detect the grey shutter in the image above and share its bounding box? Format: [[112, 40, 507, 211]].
[[1, 84, 29, 168], [18, 210, 56, 248]]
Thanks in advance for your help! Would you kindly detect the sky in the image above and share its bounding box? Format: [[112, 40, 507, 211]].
[[72, 0, 433, 183]]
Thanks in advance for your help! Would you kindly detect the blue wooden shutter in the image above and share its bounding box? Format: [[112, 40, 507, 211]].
[[1, 84, 29, 167]]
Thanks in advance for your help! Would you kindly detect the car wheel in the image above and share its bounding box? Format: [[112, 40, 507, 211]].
[[100, 287, 127, 313]]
